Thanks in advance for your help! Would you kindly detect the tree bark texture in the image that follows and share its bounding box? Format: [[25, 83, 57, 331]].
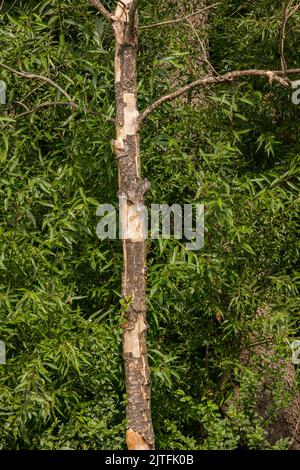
[[112, 0, 154, 450]]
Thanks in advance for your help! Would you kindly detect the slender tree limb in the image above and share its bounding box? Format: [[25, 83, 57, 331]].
[[13, 101, 78, 119], [287, 1, 300, 18], [128, 0, 138, 32], [280, 1, 300, 75], [1, 101, 78, 130], [140, 3, 220, 30], [87, 0, 112, 21], [280, 1, 292, 75], [140, 68, 300, 122], [0, 62, 73, 103], [177, 3, 217, 77], [3, 100, 116, 123], [13, 100, 30, 112]]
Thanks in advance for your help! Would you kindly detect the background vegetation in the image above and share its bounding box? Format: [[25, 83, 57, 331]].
[[0, 0, 299, 449]]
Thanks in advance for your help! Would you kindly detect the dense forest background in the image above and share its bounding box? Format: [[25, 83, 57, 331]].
[[0, 0, 299, 449]]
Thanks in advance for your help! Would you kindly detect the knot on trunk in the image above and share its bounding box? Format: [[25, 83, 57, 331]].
[[119, 177, 151, 203]]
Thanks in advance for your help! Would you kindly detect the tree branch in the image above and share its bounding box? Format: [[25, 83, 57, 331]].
[[140, 3, 220, 30], [0, 62, 74, 103], [139, 68, 300, 123], [177, 2, 217, 76], [280, 1, 292, 75], [280, 1, 300, 75], [1, 101, 78, 130], [3, 98, 116, 124], [87, 0, 112, 22], [129, 0, 138, 32], [287, 1, 300, 18], [13, 101, 78, 119]]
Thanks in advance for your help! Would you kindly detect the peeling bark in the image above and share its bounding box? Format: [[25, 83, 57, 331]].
[[112, 0, 154, 450]]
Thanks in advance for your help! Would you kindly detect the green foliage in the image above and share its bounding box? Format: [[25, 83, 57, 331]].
[[0, 0, 299, 449]]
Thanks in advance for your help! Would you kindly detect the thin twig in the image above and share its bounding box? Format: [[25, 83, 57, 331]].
[[14, 83, 45, 104], [279, 1, 300, 75], [280, 1, 292, 75], [2, 100, 115, 124], [129, 0, 138, 32], [140, 3, 220, 30], [87, 0, 112, 22], [0, 62, 73, 103], [287, 2, 300, 18], [13, 101, 78, 119], [139, 68, 300, 122], [1, 101, 78, 130], [13, 100, 30, 112], [177, 3, 217, 77]]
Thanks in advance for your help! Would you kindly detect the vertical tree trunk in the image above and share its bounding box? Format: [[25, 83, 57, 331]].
[[112, 0, 155, 450]]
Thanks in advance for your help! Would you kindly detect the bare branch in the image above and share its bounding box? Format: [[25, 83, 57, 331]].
[[280, 1, 292, 75], [280, 1, 300, 75], [3, 101, 115, 126], [140, 68, 300, 123], [13, 101, 78, 119], [2, 101, 79, 130], [1, 102, 78, 130], [129, 0, 138, 32], [287, 2, 300, 18], [140, 3, 220, 30], [13, 83, 45, 103], [0, 62, 74, 103], [13, 100, 30, 112], [87, 0, 112, 22], [177, 3, 217, 77]]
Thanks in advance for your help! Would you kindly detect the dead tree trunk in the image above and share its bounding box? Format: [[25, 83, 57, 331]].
[[112, 1, 154, 450]]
